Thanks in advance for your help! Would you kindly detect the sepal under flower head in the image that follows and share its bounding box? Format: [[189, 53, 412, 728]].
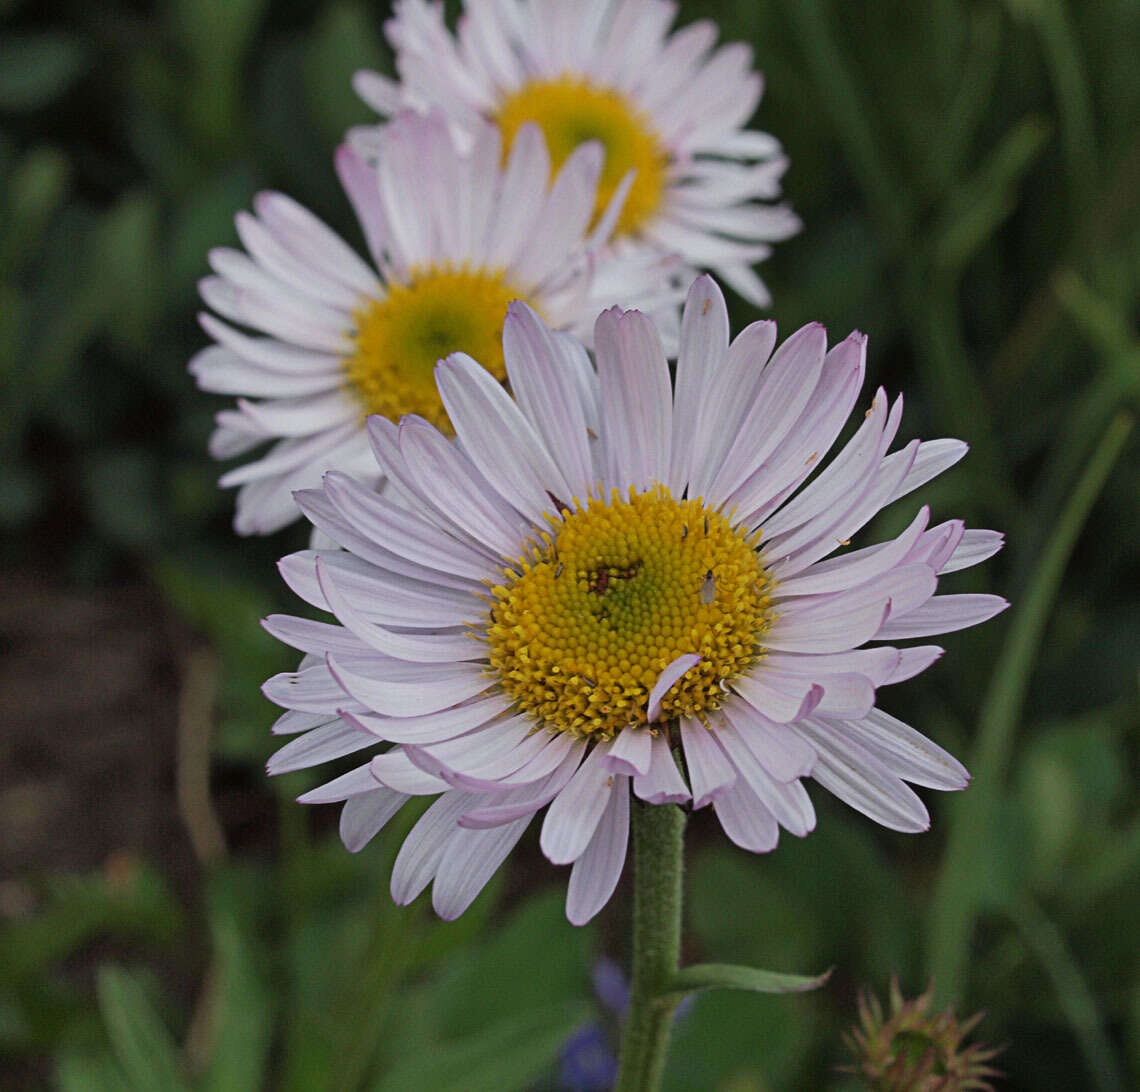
[[843, 977, 1002, 1092]]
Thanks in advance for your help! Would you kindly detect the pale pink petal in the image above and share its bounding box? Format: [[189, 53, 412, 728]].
[[340, 788, 409, 852], [390, 791, 479, 905], [647, 653, 701, 723], [711, 776, 779, 853], [876, 594, 1009, 640], [680, 716, 736, 808], [540, 742, 617, 864], [603, 727, 654, 777], [633, 732, 691, 804], [566, 779, 630, 925], [432, 813, 533, 919]]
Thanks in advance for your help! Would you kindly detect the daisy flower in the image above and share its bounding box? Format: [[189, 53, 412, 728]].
[[262, 276, 1007, 925], [353, 0, 800, 306], [191, 109, 681, 534]]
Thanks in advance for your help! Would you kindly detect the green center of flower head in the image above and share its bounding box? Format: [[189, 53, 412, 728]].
[[345, 264, 524, 429], [495, 76, 669, 236], [486, 488, 776, 739]]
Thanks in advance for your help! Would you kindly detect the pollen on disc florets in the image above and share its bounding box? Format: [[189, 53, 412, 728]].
[[485, 487, 775, 739], [345, 263, 524, 428], [496, 76, 668, 236]]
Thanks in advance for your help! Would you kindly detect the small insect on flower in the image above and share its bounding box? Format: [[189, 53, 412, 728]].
[[700, 571, 717, 605]]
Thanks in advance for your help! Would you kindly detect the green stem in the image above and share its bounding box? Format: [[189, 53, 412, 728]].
[[614, 800, 686, 1092]]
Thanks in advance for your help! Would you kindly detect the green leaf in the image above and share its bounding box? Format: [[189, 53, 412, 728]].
[[372, 1001, 588, 1092], [302, 2, 389, 144], [199, 913, 274, 1092], [0, 34, 88, 111], [933, 114, 1051, 275], [55, 1050, 132, 1092], [427, 887, 593, 1038], [95, 967, 191, 1092], [0, 146, 70, 273], [0, 865, 183, 986], [90, 191, 162, 351], [661, 962, 832, 1003]]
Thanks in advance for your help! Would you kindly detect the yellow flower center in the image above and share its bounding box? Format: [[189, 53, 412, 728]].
[[486, 488, 775, 739], [345, 264, 524, 428], [495, 76, 668, 237]]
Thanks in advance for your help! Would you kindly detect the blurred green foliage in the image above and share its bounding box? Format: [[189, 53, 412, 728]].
[[1, 0, 1139, 1089]]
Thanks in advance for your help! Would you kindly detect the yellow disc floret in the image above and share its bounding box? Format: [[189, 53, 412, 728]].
[[495, 76, 668, 236], [345, 264, 524, 428], [486, 487, 775, 739]]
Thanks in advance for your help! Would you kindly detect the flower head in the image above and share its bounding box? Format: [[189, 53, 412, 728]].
[[191, 109, 681, 534], [843, 977, 1002, 1091], [353, 0, 800, 306], [262, 276, 1007, 924]]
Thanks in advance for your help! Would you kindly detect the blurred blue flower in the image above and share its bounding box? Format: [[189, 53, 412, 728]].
[[557, 959, 694, 1090], [558, 1024, 619, 1092], [591, 958, 630, 1014]]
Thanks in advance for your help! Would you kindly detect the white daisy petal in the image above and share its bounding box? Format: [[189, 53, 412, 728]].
[[272, 709, 337, 736], [940, 529, 1005, 573], [876, 594, 1009, 640], [604, 727, 654, 778], [267, 719, 374, 775], [502, 300, 595, 495], [891, 438, 969, 501], [716, 720, 816, 836], [796, 718, 931, 833], [566, 779, 630, 925], [595, 306, 672, 491], [432, 813, 534, 920], [278, 549, 475, 629], [647, 654, 701, 724], [721, 697, 817, 783], [189, 345, 342, 398], [436, 351, 572, 521], [705, 322, 828, 507], [391, 791, 480, 905], [458, 747, 586, 829], [340, 788, 410, 853], [328, 654, 491, 719], [322, 470, 495, 581], [883, 646, 945, 684], [341, 693, 512, 746], [315, 558, 481, 663], [540, 742, 617, 865], [711, 776, 779, 853], [836, 709, 970, 790], [680, 716, 737, 808], [297, 762, 385, 805], [633, 732, 691, 805], [686, 318, 778, 498], [398, 416, 529, 555], [261, 614, 370, 658], [668, 275, 730, 493]]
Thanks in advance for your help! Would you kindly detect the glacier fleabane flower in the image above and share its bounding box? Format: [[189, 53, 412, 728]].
[[191, 108, 680, 534], [262, 276, 1007, 925], [353, 0, 799, 306]]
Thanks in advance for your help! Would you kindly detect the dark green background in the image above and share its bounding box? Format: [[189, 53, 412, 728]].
[[1, 0, 1138, 1088]]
